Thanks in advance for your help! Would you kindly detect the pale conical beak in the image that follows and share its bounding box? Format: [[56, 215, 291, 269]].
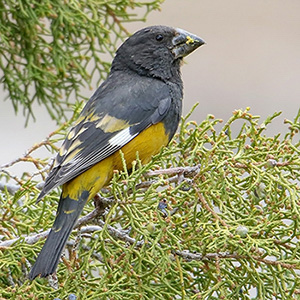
[[172, 28, 205, 59]]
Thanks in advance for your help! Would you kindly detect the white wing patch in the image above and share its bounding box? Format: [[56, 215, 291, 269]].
[[109, 127, 138, 147]]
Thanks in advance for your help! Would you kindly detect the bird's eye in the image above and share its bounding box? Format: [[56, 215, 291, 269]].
[[156, 34, 164, 42]]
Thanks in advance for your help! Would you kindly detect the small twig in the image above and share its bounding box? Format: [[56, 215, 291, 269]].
[[135, 180, 157, 190], [133, 165, 199, 193], [105, 5, 130, 35], [144, 165, 200, 178], [0, 121, 69, 186], [234, 161, 289, 169], [0, 229, 51, 249], [194, 187, 229, 228], [97, 220, 143, 247], [77, 223, 140, 246], [0, 169, 24, 187], [76, 195, 117, 228], [30, 158, 54, 179], [173, 250, 300, 270], [0, 138, 54, 170]]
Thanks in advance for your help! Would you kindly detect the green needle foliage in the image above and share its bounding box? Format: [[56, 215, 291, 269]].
[[0, 106, 300, 299], [0, 0, 163, 124]]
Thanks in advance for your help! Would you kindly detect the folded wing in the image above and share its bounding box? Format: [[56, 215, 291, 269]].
[[37, 74, 172, 201]]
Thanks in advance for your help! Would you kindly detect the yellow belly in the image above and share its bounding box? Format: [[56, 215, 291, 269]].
[[62, 122, 169, 200]]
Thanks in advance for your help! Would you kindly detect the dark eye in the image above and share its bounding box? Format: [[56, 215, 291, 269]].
[[156, 34, 164, 42]]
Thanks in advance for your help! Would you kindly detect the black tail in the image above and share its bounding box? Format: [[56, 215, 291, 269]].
[[28, 191, 89, 280]]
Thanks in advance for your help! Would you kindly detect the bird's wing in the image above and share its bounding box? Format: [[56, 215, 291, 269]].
[[38, 75, 172, 200]]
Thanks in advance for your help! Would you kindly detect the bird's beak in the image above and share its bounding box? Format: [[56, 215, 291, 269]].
[[172, 28, 205, 59]]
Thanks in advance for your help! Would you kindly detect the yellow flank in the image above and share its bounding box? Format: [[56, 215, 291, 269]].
[[120, 122, 169, 165], [62, 122, 169, 200], [96, 114, 129, 133]]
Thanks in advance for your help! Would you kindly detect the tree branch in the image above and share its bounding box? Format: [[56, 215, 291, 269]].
[[173, 250, 300, 270], [0, 194, 140, 249]]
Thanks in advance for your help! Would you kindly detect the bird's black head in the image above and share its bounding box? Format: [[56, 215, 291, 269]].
[[111, 25, 205, 81]]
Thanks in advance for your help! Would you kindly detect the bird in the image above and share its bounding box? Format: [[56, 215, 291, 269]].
[[28, 25, 205, 280]]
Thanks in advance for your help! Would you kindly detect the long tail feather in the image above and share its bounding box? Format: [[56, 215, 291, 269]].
[[28, 191, 89, 280]]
